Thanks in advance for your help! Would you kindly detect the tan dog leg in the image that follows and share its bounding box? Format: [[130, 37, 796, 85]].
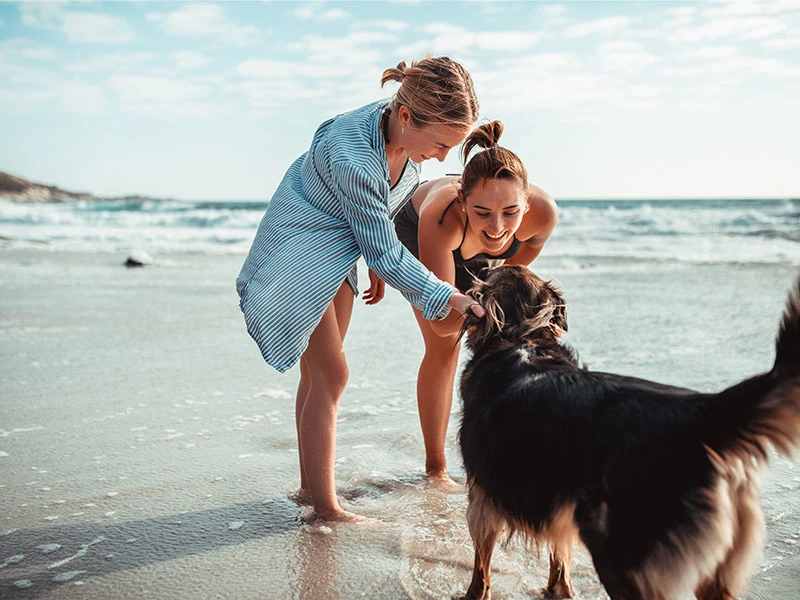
[[464, 487, 503, 600], [546, 542, 575, 598], [464, 537, 498, 600]]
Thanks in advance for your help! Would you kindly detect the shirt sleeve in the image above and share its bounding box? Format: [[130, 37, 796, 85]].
[[330, 160, 455, 320]]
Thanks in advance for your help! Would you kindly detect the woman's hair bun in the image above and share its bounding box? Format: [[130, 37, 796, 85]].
[[380, 61, 407, 86], [461, 120, 504, 163]]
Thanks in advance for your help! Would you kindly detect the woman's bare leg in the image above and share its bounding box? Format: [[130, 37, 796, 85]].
[[295, 283, 356, 521], [413, 309, 461, 482], [294, 358, 312, 502]]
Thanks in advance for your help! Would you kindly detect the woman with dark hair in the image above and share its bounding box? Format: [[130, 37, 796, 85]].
[[395, 120, 558, 486]]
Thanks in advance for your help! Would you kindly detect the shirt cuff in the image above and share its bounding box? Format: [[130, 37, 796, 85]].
[[421, 280, 456, 320]]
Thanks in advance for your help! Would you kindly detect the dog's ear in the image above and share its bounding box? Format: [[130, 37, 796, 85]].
[[460, 277, 504, 350], [544, 280, 568, 333]]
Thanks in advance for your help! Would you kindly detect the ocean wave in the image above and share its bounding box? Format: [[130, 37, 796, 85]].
[[1, 198, 798, 264]]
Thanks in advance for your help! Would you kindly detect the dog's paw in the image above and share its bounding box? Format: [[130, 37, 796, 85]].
[[545, 578, 575, 599], [458, 583, 492, 600]]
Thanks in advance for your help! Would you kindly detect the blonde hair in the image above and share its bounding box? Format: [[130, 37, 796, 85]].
[[460, 120, 528, 198], [381, 56, 479, 130]]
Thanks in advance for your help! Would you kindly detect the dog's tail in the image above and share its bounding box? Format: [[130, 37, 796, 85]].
[[704, 277, 800, 461]]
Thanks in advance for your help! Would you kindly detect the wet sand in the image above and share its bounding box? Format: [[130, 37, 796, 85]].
[[1, 249, 798, 599]]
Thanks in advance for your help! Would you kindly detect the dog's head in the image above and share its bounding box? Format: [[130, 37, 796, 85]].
[[462, 265, 567, 352]]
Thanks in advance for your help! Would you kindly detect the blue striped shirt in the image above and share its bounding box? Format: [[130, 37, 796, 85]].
[[236, 100, 457, 373]]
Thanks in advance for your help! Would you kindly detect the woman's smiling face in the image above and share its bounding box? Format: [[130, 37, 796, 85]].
[[464, 178, 528, 251], [405, 121, 473, 164]]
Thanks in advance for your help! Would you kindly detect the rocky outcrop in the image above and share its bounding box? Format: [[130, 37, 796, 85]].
[[0, 171, 154, 203], [0, 171, 99, 202]]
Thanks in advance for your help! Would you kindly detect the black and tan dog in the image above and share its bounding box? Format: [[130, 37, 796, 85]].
[[458, 265, 800, 600]]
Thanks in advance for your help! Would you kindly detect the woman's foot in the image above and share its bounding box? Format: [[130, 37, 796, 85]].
[[425, 469, 465, 493], [311, 508, 381, 525]]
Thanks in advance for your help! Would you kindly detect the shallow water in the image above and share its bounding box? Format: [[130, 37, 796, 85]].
[[1, 250, 798, 599]]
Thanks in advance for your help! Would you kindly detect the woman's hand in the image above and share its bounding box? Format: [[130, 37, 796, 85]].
[[362, 269, 385, 305], [447, 291, 485, 318], [429, 291, 484, 336]]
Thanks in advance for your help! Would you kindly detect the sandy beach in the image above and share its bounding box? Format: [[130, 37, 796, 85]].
[[1, 248, 799, 599]]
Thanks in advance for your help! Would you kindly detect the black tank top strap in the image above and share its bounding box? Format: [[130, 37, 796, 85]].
[[439, 197, 470, 261], [438, 198, 458, 224]]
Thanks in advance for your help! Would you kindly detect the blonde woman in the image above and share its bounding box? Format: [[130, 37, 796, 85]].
[[237, 57, 483, 522], [395, 121, 558, 485]]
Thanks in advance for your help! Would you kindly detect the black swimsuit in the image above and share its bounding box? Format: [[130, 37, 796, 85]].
[[394, 197, 525, 293]]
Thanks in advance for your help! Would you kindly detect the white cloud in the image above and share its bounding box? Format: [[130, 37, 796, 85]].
[[0, 64, 107, 113], [662, 5, 699, 29], [290, 6, 314, 19], [60, 12, 137, 43], [320, 8, 349, 21], [233, 48, 383, 114], [715, 56, 800, 78], [416, 23, 473, 51], [233, 27, 397, 115], [669, 16, 787, 42], [290, 4, 349, 21], [146, 3, 261, 47], [475, 31, 542, 52], [0, 38, 58, 62], [682, 45, 740, 59], [19, 3, 68, 27], [538, 4, 568, 24], [236, 58, 340, 79], [598, 40, 644, 53], [109, 75, 209, 102], [600, 51, 660, 76], [630, 84, 663, 99], [355, 20, 409, 32], [665, 6, 699, 18], [659, 54, 800, 79], [175, 51, 209, 70], [66, 51, 158, 74], [564, 16, 633, 38], [108, 74, 219, 119], [236, 78, 328, 106], [56, 79, 108, 112], [703, 0, 765, 18], [658, 65, 708, 78], [402, 23, 541, 56], [19, 4, 136, 44], [763, 37, 800, 48], [470, 49, 668, 113]]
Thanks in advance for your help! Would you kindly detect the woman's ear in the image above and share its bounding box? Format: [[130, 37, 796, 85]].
[[397, 104, 412, 129], [522, 184, 532, 212]]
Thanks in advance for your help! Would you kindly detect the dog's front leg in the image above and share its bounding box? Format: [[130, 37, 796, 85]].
[[546, 543, 575, 598]]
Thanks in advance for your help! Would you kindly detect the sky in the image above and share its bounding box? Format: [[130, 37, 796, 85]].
[[1, 0, 799, 200]]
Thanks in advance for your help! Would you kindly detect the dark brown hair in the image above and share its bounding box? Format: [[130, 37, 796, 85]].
[[460, 121, 528, 198], [381, 56, 479, 130]]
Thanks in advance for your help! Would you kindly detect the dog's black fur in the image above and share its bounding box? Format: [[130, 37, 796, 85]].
[[458, 265, 800, 600]]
